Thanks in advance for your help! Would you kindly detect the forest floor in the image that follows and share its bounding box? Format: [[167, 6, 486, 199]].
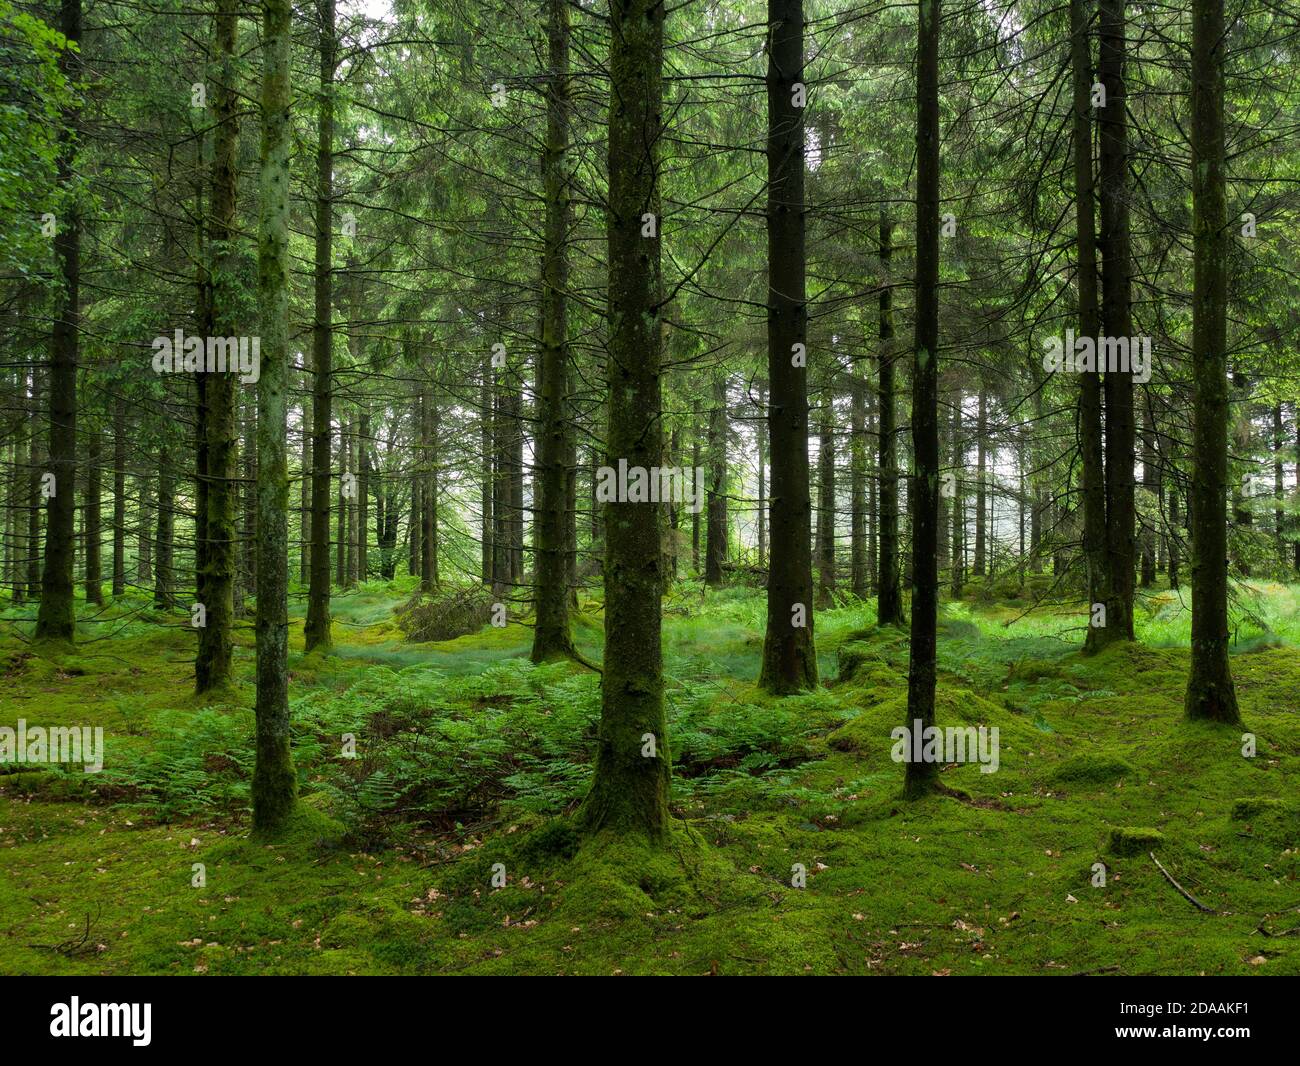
[[2, 578, 1299, 975]]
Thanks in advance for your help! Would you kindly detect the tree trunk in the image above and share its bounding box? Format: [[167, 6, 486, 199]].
[[904, 0, 941, 798], [304, 0, 335, 653], [1098, 0, 1136, 641], [83, 423, 101, 604], [112, 398, 125, 596], [973, 386, 987, 577], [816, 405, 835, 606], [252, 0, 298, 831], [1073, 0, 1109, 651], [196, 0, 240, 691], [950, 393, 963, 596], [705, 374, 727, 586], [34, 0, 81, 644], [758, 0, 817, 693], [531, 0, 575, 661], [1184, 0, 1240, 724], [579, 0, 669, 838], [850, 369, 867, 596], [876, 211, 903, 624], [153, 460, 174, 610]]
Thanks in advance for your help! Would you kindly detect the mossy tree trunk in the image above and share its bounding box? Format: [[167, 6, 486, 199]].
[[1184, 0, 1240, 725], [1098, 0, 1136, 641], [705, 373, 727, 586], [196, 0, 239, 693], [816, 404, 835, 607], [111, 398, 125, 596], [579, 0, 670, 840], [847, 371, 868, 595], [304, 0, 335, 653], [1072, 0, 1110, 654], [252, 0, 298, 833], [35, 0, 81, 645], [973, 386, 987, 577], [759, 0, 818, 694], [876, 210, 903, 625], [153, 460, 174, 609], [531, 0, 576, 662], [83, 423, 101, 605], [904, 0, 941, 799]]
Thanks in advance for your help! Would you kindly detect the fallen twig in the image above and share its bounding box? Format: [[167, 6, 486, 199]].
[[1150, 852, 1215, 913]]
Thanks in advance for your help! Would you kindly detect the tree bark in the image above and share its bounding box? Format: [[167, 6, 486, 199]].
[[758, 0, 817, 694], [1184, 0, 1240, 724], [196, 0, 240, 692], [580, 0, 669, 839], [531, 0, 576, 661], [34, 0, 81, 643], [1098, 0, 1136, 641], [252, 0, 298, 831], [877, 211, 903, 625], [304, 0, 335, 653], [904, 0, 941, 798]]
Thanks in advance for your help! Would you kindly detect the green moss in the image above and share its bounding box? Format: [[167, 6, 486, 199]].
[[4, 584, 1300, 974], [1107, 826, 1165, 856], [1047, 754, 1134, 786], [1231, 797, 1284, 820]]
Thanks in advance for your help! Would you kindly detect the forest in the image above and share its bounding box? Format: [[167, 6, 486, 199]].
[[0, 0, 1298, 982]]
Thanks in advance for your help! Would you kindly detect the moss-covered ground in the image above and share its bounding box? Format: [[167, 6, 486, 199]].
[[1, 579, 1298, 975]]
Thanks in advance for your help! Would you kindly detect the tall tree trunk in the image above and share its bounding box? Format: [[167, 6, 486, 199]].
[[1168, 485, 1180, 589], [153, 460, 174, 609], [1184, 0, 1240, 724], [34, 0, 81, 643], [579, 0, 669, 838], [83, 423, 101, 604], [137, 471, 152, 584], [531, 0, 575, 661], [111, 398, 125, 596], [26, 369, 43, 600], [690, 404, 700, 572], [950, 393, 963, 596], [1140, 400, 1157, 586], [336, 416, 348, 587], [816, 405, 835, 606], [252, 0, 298, 831], [420, 386, 438, 591], [357, 409, 369, 581], [705, 373, 727, 586], [1073, 0, 1109, 651], [905, 0, 941, 798], [758, 0, 817, 693], [196, 0, 239, 692], [304, 0, 335, 652], [877, 212, 903, 625], [973, 386, 987, 577], [850, 370, 867, 596], [300, 380, 310, 584], [1272, 403, 1284, 565], [1098, 0, 1136, 641], [480, 350, 493, 584]]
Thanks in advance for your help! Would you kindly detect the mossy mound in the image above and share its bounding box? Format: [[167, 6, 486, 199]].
[[1107, 826, 1164, 856], [1231, 797, 1284, 821], [396, 586, 496, 643], [1047, 754, 1134, 786], [828, 686, 1013, 756]]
